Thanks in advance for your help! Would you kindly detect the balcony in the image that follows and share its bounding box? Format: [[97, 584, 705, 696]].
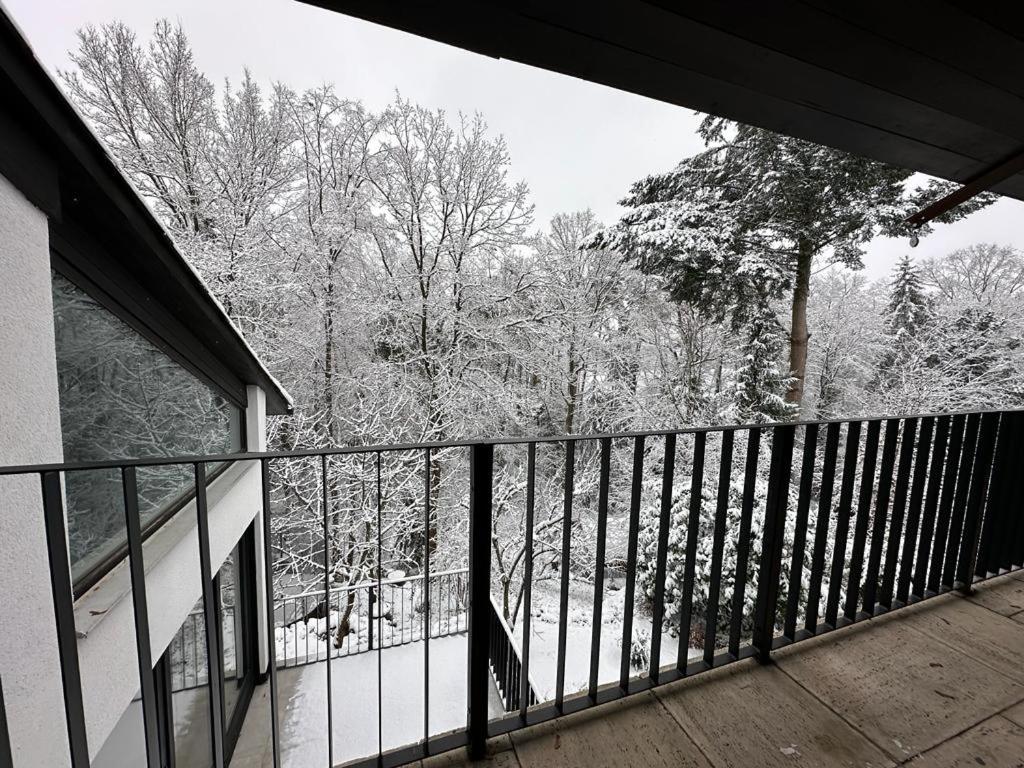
[[1, 409, 1023, 767]]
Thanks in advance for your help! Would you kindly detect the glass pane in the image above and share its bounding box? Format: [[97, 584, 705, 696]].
[[171, 594, 213, 767], [51, 271, 243, 587], [221, 545, 247, 727]]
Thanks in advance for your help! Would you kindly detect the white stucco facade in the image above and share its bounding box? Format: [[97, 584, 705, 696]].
[[74, 455, 265, 760], [0, 161, 276, 765], [0, 171, 73, 767]]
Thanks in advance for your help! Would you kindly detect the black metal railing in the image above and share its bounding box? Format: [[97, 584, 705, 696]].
[[274, 569, 468, 668], [487, 595, 538, 712], [3, 409, 1023, 768], [167, 610, 208, 692]]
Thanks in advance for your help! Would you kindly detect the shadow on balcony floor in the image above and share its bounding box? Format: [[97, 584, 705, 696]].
[[426, 572, 1024, 768]]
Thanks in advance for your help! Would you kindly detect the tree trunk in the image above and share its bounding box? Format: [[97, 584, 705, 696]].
[[786, 240, 813, 410]]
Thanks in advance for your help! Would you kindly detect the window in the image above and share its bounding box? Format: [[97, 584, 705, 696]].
[[51, 270, 243, 591]]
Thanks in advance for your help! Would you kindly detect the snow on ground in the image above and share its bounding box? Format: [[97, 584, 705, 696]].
[[514, 576, 701, 701], [234, 634, 500, 767]]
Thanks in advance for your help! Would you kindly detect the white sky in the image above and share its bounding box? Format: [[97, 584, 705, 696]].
[[7, 0, 1023, 281]]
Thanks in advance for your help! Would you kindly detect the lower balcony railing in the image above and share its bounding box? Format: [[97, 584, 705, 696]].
[[2, 408, 1023, 767]]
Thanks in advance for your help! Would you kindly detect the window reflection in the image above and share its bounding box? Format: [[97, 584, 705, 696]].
[[51, 271, 243, 590]]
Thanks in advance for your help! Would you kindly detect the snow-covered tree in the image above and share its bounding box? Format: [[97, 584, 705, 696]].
[[885, 256, 930, 339], [729, 299, 796, 424], [594, 116, 996, 413]]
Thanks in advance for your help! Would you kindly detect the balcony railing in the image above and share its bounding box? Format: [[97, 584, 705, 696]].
[[2, 408, 1022, 768]]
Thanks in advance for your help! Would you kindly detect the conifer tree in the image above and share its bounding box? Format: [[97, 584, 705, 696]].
[[731, 300, 797, 423], [886, 255, 930, 340], [595, 116, 995, 414]]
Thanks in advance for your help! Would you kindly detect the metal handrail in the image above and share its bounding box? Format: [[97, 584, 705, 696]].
[[4, 406, 1023, 475], [16, 408, 1024, 768], [284, 567, 469, 600]]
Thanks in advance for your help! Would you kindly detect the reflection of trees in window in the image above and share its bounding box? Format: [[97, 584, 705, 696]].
[[51, 272, 241, 586]]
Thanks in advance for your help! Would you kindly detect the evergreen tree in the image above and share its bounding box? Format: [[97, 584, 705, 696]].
[[595, 116, 995, 414], [886, 255, 930, 340], [731, 299, 797, 423], [877, 255, 931, 378]]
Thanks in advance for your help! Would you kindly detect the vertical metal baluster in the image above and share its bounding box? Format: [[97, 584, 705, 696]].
[[1010, 415, 1024, 570], [805, 423, 840, 633], [825, 421, 861, 628], [977, 416, 1010, 579], [942, 414, 980, 588], [40, 471, 90, 767], [704, 429, 735, 665], [897, 418, 935, 604], [375, 452, 384, 761], [121, 467, 160, 768], [752, 425, 794, 662], [844, 421, 880, 622], [619, 436, 645, 691], [880, 418, 918, 610], [995, 413, 1024, 573], [784, 424, 818, 639], [956, 412, 999, 591], [929, 415, 966, 594], [321, 456, 333, 767], [589, 438, 611, 700], [914, 417, 950, 598], [423, 448, 431, 749], [195, 463, 225, 768], [649, 434, 676, 680], [194, 612, 200, 679], [519, 443, 536, 723], [555, 440, 575, 710], [678, 432, 706, 672], [260, 459, 281, 768], [863, 419, 900, 614], [467, 444, 493, 760], [728, 429, 761, 658]]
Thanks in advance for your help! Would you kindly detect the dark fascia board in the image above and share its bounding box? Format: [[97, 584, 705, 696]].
[[0, 9, 292, 415], [299, 0, 1024, 201], [50, 225, 249, 411]]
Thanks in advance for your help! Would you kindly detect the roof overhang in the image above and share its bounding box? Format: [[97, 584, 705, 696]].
[[0, 9, 292, 415], [300, 0, 1024, 202]]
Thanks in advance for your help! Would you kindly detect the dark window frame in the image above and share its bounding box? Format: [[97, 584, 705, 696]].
[[49, 225, 250, 412], [50, 225, 251, 599]]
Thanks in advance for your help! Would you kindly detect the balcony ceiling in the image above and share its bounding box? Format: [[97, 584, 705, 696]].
[[301, 0, 1024, 201]]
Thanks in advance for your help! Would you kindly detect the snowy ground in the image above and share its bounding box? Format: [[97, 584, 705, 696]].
[[232, 634, 501, 767], [514, 576, 702, 701]]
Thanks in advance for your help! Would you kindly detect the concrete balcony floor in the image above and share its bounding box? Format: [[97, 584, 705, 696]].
[[430, 571, 1024, 768], [231, 572, 1024, 767]]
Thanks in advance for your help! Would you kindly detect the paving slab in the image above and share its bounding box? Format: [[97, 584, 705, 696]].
[[654, 659, 895, 768], [904, 714, 1024, 767], [893, 594, 1024, 683], [421, 736, 519, 768], [967, 574, 1024, 617], [775, 617, 1023, 762], [1004, 700, 1024, 729], [510, 691, 714, 768]]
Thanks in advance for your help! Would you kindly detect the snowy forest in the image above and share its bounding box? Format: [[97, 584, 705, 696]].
[[63, 20, 1024, 679]]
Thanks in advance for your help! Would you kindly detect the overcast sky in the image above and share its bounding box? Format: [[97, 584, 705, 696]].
[[7, 0, 1022, 280]]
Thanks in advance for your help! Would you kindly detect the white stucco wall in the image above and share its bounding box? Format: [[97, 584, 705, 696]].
[[246, 384, 271, 675], [0, 172, 73, 767], [0, 171, 274, 765], [74, 459, 263, 761]]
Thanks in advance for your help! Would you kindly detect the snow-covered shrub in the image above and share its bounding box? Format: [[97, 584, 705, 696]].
[[629, 628, 650, 672]]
